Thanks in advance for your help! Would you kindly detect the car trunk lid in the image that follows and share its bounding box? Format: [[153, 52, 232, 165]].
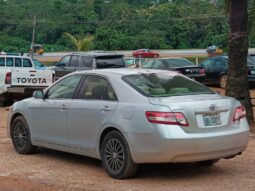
[[149, 94, 235, 133]]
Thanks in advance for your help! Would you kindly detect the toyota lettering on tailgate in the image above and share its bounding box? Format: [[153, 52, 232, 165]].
[[17, 77, 47, 84]]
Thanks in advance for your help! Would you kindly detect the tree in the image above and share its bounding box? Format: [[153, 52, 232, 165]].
[[225, 0, 254, 123], [63, 32, 94, 51]]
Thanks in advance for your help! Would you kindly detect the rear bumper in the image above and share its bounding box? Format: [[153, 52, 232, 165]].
[[7, 86, 46, 94], [127, 119, 249, 163]]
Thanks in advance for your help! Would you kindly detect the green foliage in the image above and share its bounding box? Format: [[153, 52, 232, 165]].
[[0, 0, 247, 52], [63, 32, 94, 51]]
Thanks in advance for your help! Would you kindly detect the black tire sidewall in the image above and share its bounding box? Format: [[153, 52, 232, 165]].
[[100, 131, 135, 179], [11, 116, 34, 154]]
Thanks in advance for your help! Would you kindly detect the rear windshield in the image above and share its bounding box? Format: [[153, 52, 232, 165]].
[[96, 56, 125, 68], [163, 59, 194, 68], [122, 73, 214, 97]]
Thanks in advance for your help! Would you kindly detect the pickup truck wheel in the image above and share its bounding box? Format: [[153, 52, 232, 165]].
[[11, 116, 36, 154], [100, 131, 138, 179], [219, 75, 227, 89]]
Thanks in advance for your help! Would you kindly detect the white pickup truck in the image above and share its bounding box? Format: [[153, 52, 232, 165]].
[[0, 55, 54, 105]]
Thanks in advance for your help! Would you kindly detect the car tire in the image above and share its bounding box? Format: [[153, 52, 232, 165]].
[[11, 116, 36, 154], [100, 131, 138, 179], [196, 159, 220, 166], [154, 54, 159, 58], [219, 75, 227, 88]]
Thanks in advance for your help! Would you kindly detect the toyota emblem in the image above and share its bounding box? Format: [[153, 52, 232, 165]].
[[209, 104, 217, 111]]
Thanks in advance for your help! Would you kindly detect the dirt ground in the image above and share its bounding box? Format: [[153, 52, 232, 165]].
[[0, 106, 255, 191]]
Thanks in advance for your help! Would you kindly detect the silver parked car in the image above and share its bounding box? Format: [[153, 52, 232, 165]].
[[7, 69, 249, 179]]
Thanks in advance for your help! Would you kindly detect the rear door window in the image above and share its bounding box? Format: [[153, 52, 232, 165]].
[[6, 58, 14, 67], [0, 58, 5, 66], [79, 56, 93, 68], [79, 75, 109, 100], [15, 58, 22, 67]]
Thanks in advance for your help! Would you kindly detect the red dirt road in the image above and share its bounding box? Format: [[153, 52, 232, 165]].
[[1, 107, 255, 191]]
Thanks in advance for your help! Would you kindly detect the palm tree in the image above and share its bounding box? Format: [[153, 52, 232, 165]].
[[224, 0, 254, 123], [63, 32, 94, 51]]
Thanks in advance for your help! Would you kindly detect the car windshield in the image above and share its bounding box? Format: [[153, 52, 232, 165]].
[[123, 73, 214, 97], [96, 56, 125, 68], [163, 59, 194, 68]]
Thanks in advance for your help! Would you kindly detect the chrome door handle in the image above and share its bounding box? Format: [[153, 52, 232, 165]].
[[101, 106, 111, 112]]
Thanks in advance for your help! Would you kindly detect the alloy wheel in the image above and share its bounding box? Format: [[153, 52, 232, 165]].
[[104, 139, 125, 172], [13, 122, 27, 150]]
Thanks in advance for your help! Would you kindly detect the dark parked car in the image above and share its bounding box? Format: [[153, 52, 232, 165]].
[[142, 58, 205, 82], [200, 56, 255, 88], [52, 52, 126, 81]]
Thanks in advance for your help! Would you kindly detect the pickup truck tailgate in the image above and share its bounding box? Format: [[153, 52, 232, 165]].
[[11, 69, 53, 87]]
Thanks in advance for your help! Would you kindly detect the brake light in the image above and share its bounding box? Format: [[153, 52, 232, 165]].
[[199, 68, 205, 75], [146, 111, 189, 126], [233, 105, 246, 122], [5, 72, 12, 84]]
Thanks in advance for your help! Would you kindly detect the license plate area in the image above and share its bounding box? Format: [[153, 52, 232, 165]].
[[203, 113, 221, 127]]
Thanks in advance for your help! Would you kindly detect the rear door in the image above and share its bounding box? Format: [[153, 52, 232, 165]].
[[68, 75, 118, 150]]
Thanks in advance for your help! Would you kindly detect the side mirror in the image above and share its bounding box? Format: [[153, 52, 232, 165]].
[[57, 62, 66, 67], [33, 90, 45, 99]]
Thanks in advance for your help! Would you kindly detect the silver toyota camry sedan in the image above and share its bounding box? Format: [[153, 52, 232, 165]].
[[7, 69, 249, 179]]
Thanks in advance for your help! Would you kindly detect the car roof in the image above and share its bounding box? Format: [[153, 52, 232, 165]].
[[69, 51, 124, 57], [74, 68, 179, 77], [0, 55, 31, 59], [157, 57, 189, 60]]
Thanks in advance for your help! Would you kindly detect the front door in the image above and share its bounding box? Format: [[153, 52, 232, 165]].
[[29, 74, 83, 145]]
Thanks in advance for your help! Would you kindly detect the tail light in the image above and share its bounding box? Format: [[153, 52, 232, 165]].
[[233, 105, 246, 122], [5, 72, 12, 84], [199, 68, 205, 75], [146, 111, 189, 126]]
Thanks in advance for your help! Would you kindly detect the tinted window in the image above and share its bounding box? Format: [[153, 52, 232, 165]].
[[6, 58, 14, 67], [15, 58, 22, 67], [23, 59, 32, 67], [163, 59, 194, 68], [0, 58, 5, 66], [201, 59, 214, 67], [47, 75, 82, 99], [58, 56, 71, 66], [123, 73, 214, 97], [103, 84, 117, 101], [214, 59, 227, 67], [79, 56, 93, 67], [96, 56, 125, 68], [33, 59, 44, 67], [80, 75, 109, 100], [69, 55, 79, 67], [151, 60, 162, 69], [142, 60, 154, 68]]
